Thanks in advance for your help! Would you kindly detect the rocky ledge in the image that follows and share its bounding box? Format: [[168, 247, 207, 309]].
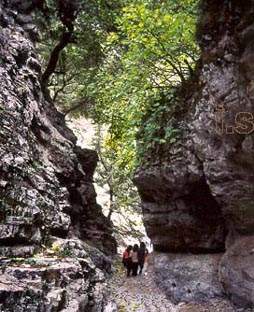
[[0, 238, 116, 312], [134, 0, 254, 309], [0, 1, 116, 311]]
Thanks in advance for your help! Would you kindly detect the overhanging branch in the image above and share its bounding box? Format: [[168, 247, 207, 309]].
[[41, 30, 74, 88]]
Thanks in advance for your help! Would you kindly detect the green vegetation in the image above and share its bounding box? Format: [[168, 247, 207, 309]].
[[36, 0, 199, 220], [49, 242, 72, 257], [90, 0, 199, 166]]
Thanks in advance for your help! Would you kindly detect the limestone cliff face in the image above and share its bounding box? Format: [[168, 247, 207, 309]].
[[134, 0, 254, 309], [0, 2, 116, 311]]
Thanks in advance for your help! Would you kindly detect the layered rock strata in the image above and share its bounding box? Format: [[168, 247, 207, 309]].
[[0, 1, 116, 311], [134, 0, 254, 309]]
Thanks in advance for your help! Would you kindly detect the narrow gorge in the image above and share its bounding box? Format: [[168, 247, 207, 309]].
[[0, 0, 253, 312]]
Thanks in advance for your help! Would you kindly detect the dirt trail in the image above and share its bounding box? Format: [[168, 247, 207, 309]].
[[108, 258, 246, 312], [108, 259, 176, 312]]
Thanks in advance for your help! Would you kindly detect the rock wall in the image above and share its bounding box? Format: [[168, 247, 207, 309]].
[[0, 1, 116, 311], [134, 0, 254, 309]]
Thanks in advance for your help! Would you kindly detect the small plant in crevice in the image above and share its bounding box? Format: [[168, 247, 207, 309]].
[[59, 247, 72, 258], [50, 242, 62, 254], [46, 242, 73, 258]]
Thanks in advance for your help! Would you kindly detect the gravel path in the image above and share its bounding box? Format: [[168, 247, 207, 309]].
[[108, 260, 176, 312], [108, 258, 248, 312]]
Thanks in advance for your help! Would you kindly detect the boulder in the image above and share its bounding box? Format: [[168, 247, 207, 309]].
[[219, 236, 254, 309], [154, 253, 224, 304]]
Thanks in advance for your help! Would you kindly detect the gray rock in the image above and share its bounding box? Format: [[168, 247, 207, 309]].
[[0, 1, 116, 257], [0, 257, 105, 312], [154, 253, 224, 303], [134, 1, 254, 308], [103, 301, 118, 312], [0, 2, 116, 311], [219, 236, 254, 309]]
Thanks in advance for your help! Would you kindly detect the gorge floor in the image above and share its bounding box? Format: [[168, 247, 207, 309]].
[[108, 259, 175, 312], [108, 257, 248, 312]]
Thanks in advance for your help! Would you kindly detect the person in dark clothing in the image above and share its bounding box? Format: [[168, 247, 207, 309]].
[[131, 244, 139, 276], [138, 242, 148, 275], [122, 245, 133, 277]]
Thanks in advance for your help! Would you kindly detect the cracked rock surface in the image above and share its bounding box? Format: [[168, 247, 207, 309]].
[[0, 1, 116, 310], [134, 0, 254, 309]]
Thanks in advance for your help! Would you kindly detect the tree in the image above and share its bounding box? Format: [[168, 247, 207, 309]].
[[89, 0, 199, 166], [36, 0, 199, 237], [93, 124, 140, 221], [37, 0, 120, 107]]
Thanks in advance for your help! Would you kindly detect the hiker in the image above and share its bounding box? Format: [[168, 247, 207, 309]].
[[138, 242, 148, 275], [122, 245, 133, 277], [131, 244, 139, 276]]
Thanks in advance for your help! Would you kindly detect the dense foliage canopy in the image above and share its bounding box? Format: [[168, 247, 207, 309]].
[[37, 0, 199, 219]]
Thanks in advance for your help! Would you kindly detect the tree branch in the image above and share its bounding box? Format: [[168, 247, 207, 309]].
[[41, 0, 80, 94], [52, 73, 78, 102], [144, 29, 186, 83], [41, 30, 74, 88]]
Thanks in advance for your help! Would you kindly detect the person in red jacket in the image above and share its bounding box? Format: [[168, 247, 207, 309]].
[[122, 245, 133, 277]]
